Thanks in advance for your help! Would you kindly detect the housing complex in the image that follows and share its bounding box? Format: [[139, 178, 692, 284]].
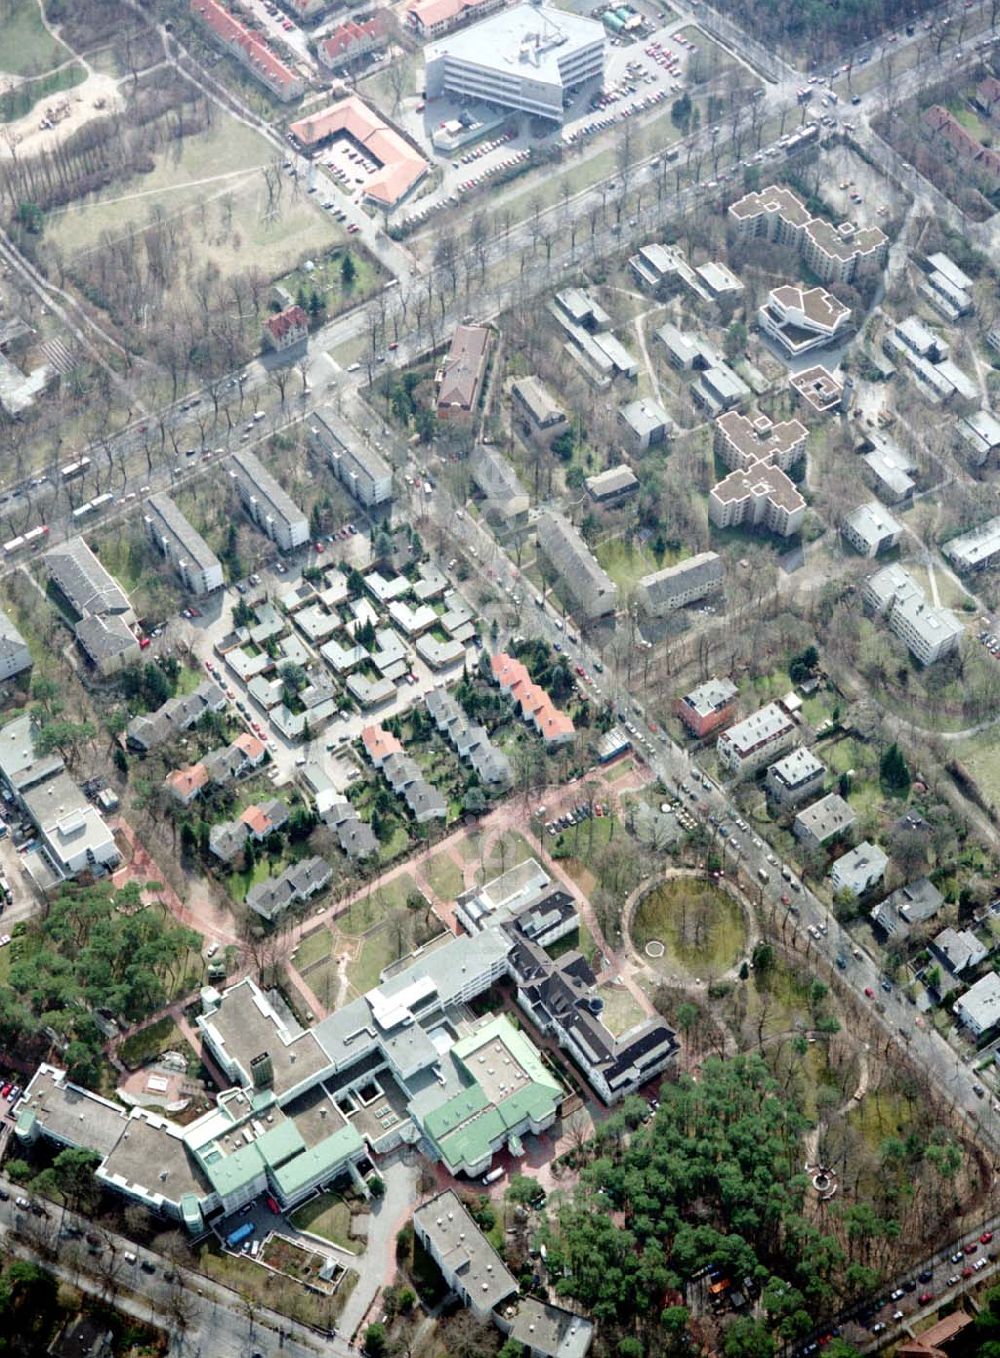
[[45, 537, 140, 678], [863, 564, 962, 666], [728, 184, 889, 284], [144, 495, 224, 596], [709, 411, 807, 539], [536, 511, 618, 620], [309, 407, 393, 507], [230, 449, 309, 553], [716, 702, 797, 778]]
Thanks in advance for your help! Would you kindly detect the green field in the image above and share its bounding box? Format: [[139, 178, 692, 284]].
[[348, 921, 410, 995], [45, 114, 339, 286], [296, 926, 334, 972], [633, 877, 747, 979], [0, 0, 72, 78], [597, 984, 647, 1037], [424, 851, 465, 901], [953, 730, 1000, 814], [596, 537, 674, 595], [291, 1192, 361, 1253]]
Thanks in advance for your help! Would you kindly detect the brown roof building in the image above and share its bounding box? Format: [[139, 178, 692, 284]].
[[436, 325, 491, 418], [729, 183, 888, 284]]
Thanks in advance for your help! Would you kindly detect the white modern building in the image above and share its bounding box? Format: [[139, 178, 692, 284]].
[[230, 449, 309, 552], [955, 971, 1000, 1037], [758, 284, 851, 358], [717, 702, 797, 779], [942, 516, 1000, 573], [145, 494, 224, 595], [829, 841, 888, 897], [863, 564, 962, 666], [424, 4, 604, 122]]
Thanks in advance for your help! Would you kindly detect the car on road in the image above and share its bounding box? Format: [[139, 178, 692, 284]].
[[864, 986, 875, 998], [918, 1291, 934, 1304], [982, 1232, 994, 1244]]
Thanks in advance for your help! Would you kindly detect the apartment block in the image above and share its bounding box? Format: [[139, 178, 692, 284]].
[[842, 501, 903, 558], [231, 449, 309, 552], [717, 702, 797, 779], [863, 564, 962, 666], [309, 407, 392, 507], [536, 511, 618, 620], [0, 608, 31, 682], [714, 411, 807, 474], [765, 746, 825, 809], [436, 324, 491, 417], [585, 464, 638, 505], [674, 677, 739, 738], [709, 463, 806, 538], [145, 494, 224, 595], [637, 552, 723, 616], [189, 0, 304, 100], [729, 183, 888, 285], [942, 516, 1000, 572]]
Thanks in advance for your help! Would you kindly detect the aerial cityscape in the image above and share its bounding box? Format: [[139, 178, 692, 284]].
[[2, 0, 1000, 1354]]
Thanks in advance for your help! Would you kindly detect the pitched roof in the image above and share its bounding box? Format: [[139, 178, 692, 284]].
[[264, 305, 308, 343], [289, 97, 429, 206]]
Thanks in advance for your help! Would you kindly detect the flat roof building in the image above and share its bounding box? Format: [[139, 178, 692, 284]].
[[310, 407, 392, 507], [793, 792, 855, 850], [145, 494, 223, 595], [715, 411, 807, 474], [637, 552, 723, 616], [954, 971, 1000, 1037], [790, 364, 844, 412], [231, 449, 309, 552], [942, 516, 1000, 572], [536, 511, 617, 620], [729, 183, 888, 285], [0, 607, 31, 683], [710, 462, 806, 539], [759, 283, 851, 358], [765, 746, 825, 809], [674, 676, 739, 738], [618, 397, 671, 452], [843, 501, 903, 558], [425, 5, 605, 123], [717, 702, 796, 778], [958, 409, 1000, 468], [829, 841, 888, 897]]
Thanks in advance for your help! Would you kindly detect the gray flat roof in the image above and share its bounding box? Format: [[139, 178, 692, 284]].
[[425, 4, 603, 85], [414, 1189, 517, 1307], [146, 493, 222, 573]]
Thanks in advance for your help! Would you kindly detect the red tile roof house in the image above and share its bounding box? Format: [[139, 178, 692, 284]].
[[489, 653, 576, 748], [165, 763, 209, 806], [317, 14, 388, 70], [263, 304, 309, 353], [233, 731, 268, 768], [923, 105, 1000, 183], [189, 0, 305, 102], [361, 723, 403, 768]]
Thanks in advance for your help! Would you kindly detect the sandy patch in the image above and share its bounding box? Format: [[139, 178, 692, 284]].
[[0, 70, 123, 161]]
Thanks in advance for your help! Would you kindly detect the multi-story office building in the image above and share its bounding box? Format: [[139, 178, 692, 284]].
[[758, 284, 851, 357], [425, 4, 604, 122]]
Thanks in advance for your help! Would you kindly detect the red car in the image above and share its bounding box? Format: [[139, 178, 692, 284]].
[[0, 1083, 10, 1099], [864, 986, 875, 998], [965, 1242, 978, 1254], [918, 1292, 934, 1304], [266, 1195, 280, 1214], [963, 1266, 974, 1278], [981, 1232, 994, 1244], [315, 541, 325, 553]]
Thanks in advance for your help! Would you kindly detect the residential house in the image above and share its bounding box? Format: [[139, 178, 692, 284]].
[[317, 14, 388, 68], [490, 652, 575, 747], [828, 841, 888, 897], [126, 681, 226, 752], [361, 724, 403, 769], [209, 799, 289, 864], [793, 793, 855, 851], [710, 463, 805, 538], [405, 0, 505, 41], [309, 407, 392, 507], [426, 688, 512, 790], [246, 856, 332, 922], [189, 0, 304, 100], [262, 305, 308, 352], [765, 746, 826, 809], [436, 325, 491, 418], [929, 926, 988, 991], [382, 752, 447, 823], [717, 702, 796, 779], [954, 971, 1000, 1036], [536, 511, 618, 620], [471, 448, 530, 529], [870, 877, 944, 941], [511, 376, 567, 444], [165, 763, 210, 806], [674, 677, 739, 738]]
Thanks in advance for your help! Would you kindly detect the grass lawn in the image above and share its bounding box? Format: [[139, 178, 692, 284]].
[[379, 824, 411, 865], [197, 1241, 356, 1328], [953, 730, 1000, 812], [0, 61, 86, 122], [475, 831, 536, 884], [595, 538, 674, 594], [45, 114, 342, 300], [633, 878, 747, 979], [291, 1192, 360, 1253], [295, 925, 334, 972], [366, 871, 420, 917], [597, 984, 647, 1037], [228, 855, 279, 902], [605, 758, 635, 782], [0, 0, 72, 77], [348, 922, 410, 995], [548, 920, 600, 965], [846, 1087, 916, 1153], [118, 1016, 189, 1071], [277, 247, 385, 318], [424, 851, 465, 901]]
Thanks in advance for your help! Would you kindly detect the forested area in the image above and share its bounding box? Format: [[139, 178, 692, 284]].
[[543, 1055, 966, 1355], [713, 0, 936, 55], [0, 879, 199, 1086]]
